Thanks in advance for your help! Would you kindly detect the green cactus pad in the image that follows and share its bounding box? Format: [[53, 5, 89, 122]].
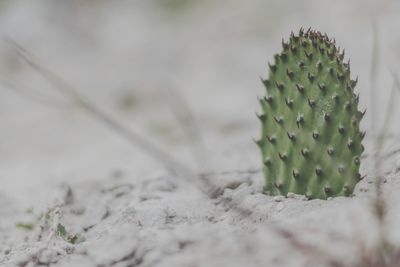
[[257, 28, 365, 199]]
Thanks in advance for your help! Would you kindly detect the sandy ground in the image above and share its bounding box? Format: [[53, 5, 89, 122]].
[[1, 1, 400, 266]]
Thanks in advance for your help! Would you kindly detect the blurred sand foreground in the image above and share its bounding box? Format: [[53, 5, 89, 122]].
[[0, 1, 400, 266]]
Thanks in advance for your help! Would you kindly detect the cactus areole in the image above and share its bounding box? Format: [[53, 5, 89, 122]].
[[257, 29, 365, 199]]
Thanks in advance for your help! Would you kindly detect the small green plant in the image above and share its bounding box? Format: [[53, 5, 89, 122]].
[[57, 223, 67, 238], [57, 223, 85, 244], [16, 222, 35, 231], [256, 28, 365, 199]]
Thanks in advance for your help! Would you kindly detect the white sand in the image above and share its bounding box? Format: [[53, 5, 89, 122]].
[[0, 1, 400, 266]]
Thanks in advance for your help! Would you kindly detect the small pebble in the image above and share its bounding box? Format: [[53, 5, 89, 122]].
[[286, 193, 296, 199], [287, 193, 307, 200], [273, 196, 285, 202]]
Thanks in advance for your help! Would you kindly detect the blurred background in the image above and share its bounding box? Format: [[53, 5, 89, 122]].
[[0, 0, 399, 208]]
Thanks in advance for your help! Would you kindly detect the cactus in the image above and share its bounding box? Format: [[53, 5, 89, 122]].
[[256, 28, 365, 199]]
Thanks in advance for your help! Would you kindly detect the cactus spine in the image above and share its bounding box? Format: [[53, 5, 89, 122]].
[[257, 29, 365, 199]]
